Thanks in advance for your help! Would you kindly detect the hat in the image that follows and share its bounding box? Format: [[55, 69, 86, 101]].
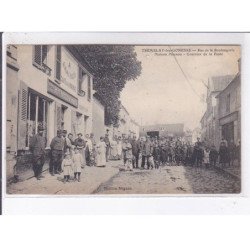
[[62, 129, 67, 133], [57, 129, 62, 134], [77, 133, 82, 136], [38, 125, 45, 131]]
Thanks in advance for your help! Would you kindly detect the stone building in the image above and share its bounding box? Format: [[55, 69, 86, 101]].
[[200, 75, 234, 148], [6, 45, 94, 180], [217, 60, 241, 146]]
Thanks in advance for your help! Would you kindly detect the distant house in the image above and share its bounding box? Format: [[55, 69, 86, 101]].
[[140, 123, 184, 138]]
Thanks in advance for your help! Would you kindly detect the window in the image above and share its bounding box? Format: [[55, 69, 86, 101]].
[[55, 45, 61, 81], [26, 91, 49, 147], [34, 45, 48, 66], [226, 93, 231, 113], [78, 66, 87, 96], [33, 45, 51, 75]]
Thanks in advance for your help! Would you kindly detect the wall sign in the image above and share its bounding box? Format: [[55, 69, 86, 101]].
[[48, 80, 78, 108], [60, 47, 78, 92]]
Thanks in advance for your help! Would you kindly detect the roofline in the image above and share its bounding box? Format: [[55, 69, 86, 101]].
[[216, 73, 240, 98]]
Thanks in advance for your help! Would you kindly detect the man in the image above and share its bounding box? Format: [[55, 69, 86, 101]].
[[29, 125, 47, 180], [141, 135, 153, 169], [104, 133, 111, 162], [131, 136, 140, 168], [50, 130, 65, 175], [62, 130, 72, 154]]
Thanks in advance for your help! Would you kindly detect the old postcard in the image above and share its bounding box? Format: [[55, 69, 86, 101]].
[[4, 41, 241, 195]]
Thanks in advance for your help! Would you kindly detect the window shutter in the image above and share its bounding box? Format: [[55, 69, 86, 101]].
[[17, 81, 28, 150], [42, 45, 48, 65], [34, 45, 42, 65]]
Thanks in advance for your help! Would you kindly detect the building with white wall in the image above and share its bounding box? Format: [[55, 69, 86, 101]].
[[6, 45, 94, 180]]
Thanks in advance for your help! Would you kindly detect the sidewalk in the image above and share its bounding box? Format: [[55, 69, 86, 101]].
[[214, 162, 241, 180], [7, 160, 122, 195]]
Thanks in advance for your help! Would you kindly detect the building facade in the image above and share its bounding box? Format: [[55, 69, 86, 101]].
[[200, 75, 234, 149], [217, 71, 241, 146], [6, 45, 94, 180]]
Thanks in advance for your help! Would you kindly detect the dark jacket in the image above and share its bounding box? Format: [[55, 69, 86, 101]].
[[131, 139, 140, 155], [30, 134, 47, 156], [50, 136, 65, 151]]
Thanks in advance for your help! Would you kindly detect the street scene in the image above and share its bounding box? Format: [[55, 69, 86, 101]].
[[6, 44, 241, 195]]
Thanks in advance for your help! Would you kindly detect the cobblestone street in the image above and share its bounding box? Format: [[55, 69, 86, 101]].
[[7, 160, 240, 195], [94, 164, 241, 195]]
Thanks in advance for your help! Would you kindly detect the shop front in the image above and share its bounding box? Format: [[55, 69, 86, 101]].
[[6, 45, 93, 181]]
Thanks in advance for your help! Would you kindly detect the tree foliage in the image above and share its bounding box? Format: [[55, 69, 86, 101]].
[[74, 45, 142, 126]]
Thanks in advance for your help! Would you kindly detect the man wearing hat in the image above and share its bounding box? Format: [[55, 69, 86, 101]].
[[50, 129, 65, 174], [29, 125, 47, 180]]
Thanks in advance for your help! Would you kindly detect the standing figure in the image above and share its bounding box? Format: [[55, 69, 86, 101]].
[[29, 125, 47, 180], [209, 145, 218, 167], [152, 142, 161, 169], [110, 138, 118, 160], [61, 151, 74, 183], [90, 133, 96, 166], [219, 142, 229, 167], [131, 136, 140, 168], [50, 130, 65, 175], [85, 134, 93, 166], [123, 138, 133, 171], [116, 136, 123, 160], [203, 148, 210, 168], [72, 147, 84, 182], [74, 133, 86, 166], [141, 136, 153, 169], [104, 133, 111, 162], [96, 137, 107, 167]]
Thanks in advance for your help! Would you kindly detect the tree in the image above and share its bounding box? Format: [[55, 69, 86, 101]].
[[73, 45, 142, 126]]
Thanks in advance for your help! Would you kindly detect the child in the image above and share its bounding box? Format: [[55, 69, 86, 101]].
[[61, 151, 73, 183], [148, 154, 155, 169], [72, 147, 84, 182], [203, 147, 210, 168]]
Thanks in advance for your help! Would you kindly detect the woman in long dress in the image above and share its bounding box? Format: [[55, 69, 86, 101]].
[[96, 137, 107, 167]]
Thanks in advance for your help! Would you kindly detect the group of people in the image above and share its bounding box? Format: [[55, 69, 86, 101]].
[[29, 124, 241, 181], [29, 126, 113, 182], [106, 135, 241, 171]]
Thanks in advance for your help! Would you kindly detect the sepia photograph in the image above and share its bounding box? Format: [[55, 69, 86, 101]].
[[5, 42, 241, 195]]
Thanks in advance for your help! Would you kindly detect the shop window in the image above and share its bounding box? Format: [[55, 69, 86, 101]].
[[55, 45, 61, 81], [33, 45, 51, 75], [26, 91, 49, 148]]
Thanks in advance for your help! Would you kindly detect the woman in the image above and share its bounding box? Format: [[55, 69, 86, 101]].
[[110, 139, 118, 160], [74, 133, 86, 166], [96, 137, 107, 167]]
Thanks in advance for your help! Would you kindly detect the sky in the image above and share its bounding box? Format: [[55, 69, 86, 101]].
[[120, 45, 240, 130]]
